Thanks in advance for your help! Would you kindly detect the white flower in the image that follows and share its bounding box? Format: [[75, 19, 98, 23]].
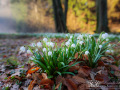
[[66, 49, 68, 52], [43, 38, 48, 42], [37, 42, 42, 47], [85, 51, 89, 55], [43, 48, 47, 52], [27, 49, 32, 54], [35, 48, 38, 51], [110, 50, 114, 53], [106, 39, 109, 41], [70, 36, 73, 39], [68, 39, 72, 42], [48, 51, 52, 56], [29, 56, 35, 60], [89, 35, 93, 38], [99, 45, 102, 49], [102, 33, 108, 39], [106, 50, 110, 53], [77, 34, 83, 40], [65, 41, 70, 46], [49, 42, 54, 47], [20, 46, 25, 52], [30, 43, 36, 47], [71, 44, 76, 48], [108, 44, 111, 47], [79, 41, 84, 45], [66, 34, 69, 37]]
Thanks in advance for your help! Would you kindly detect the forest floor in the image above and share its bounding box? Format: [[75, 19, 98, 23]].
[[0, 37, 120, 90]]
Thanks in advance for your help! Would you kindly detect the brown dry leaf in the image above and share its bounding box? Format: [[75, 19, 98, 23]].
[[28, 80, 37, 90], [69, 62, 80, 72], [114, 71, 120, 77], [98, 60, 105, 66], [63, 79, 77, 90], [72, 76, 86, 84], [40, 79, 54, 86], [74, 52, 78, 59], [78, 84, 89, 90], [41, 73, 48, 79], [56, 75, 64, 85], [78, 67, 89, 78], [55, 83, 61, 90], [110, 65, 119, 71]]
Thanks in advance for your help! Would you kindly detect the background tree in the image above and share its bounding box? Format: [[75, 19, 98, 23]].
[[52, 0, 68, 33], [96, 0, 109, 33]]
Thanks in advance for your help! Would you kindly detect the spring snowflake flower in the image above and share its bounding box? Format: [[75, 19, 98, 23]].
[[29, 56, 35, 60], [89, 35, 93, 38], [68, 39, 72, 42], [49, 42, 54, 47], [71, 44, 76, 48], [43, 38, 48, 42], [65, 41, 70, 46], [110, 50, 114, 53], [43, 48, 47, 52], [106, 50, 110, 53], [79, 41, 84, 45], [77, 34, 83, 40], [48, 51, 52, 56], [35, 48, 38, 52], [85, 51, 89, 55], [99, 45, 102, 49], [106, 38, 109, 41], [27, 49, 32, 54], [37, 42, 42, 47], [70, 36, 73, 39], [102, 33, 108, 39], [66, 49, 68, 52], [20, 46, 25, 52], [30, 43, 36, 47], [108, 44, 111, 47]]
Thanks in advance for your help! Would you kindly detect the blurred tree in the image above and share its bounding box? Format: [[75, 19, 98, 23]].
[[96, 0, 109, 33], [52, 0, 68, 33]]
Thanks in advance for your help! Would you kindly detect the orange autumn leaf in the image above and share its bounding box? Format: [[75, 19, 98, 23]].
[[27, 67, 40, 74], [28, 80, 37, 90]]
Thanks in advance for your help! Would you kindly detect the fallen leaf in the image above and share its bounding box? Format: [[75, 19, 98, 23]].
[[40, 79, 54, 86], [78, 84, 89, 90], [28, 80, 37, 90], [72, 76, 86, 84], [63, 79, 77, 90], [110, 65, 119, 71], [27, 67, 40, 74]]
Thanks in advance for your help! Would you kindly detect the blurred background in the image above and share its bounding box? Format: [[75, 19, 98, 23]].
[[0, 0, 120, 34]]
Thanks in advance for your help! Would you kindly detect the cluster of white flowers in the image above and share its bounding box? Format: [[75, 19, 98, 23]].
[[43, 38, 48, 42], [37, 42, 42, 47], [77, 34, 83, 40], [77, 40, 84, 45], [102, 33, 108, 39], [20, 46, 26, 52], [30, 43, 36, 47], [106, 50, 114, 53], [27, 49, 32, 54]]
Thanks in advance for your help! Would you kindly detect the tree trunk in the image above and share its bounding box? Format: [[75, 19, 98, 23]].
[[96, 0, 109, 33], [52, 0, 68, 33]]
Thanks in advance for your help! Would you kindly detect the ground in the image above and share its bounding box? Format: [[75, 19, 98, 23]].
[[0, 37, 120, 90]]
